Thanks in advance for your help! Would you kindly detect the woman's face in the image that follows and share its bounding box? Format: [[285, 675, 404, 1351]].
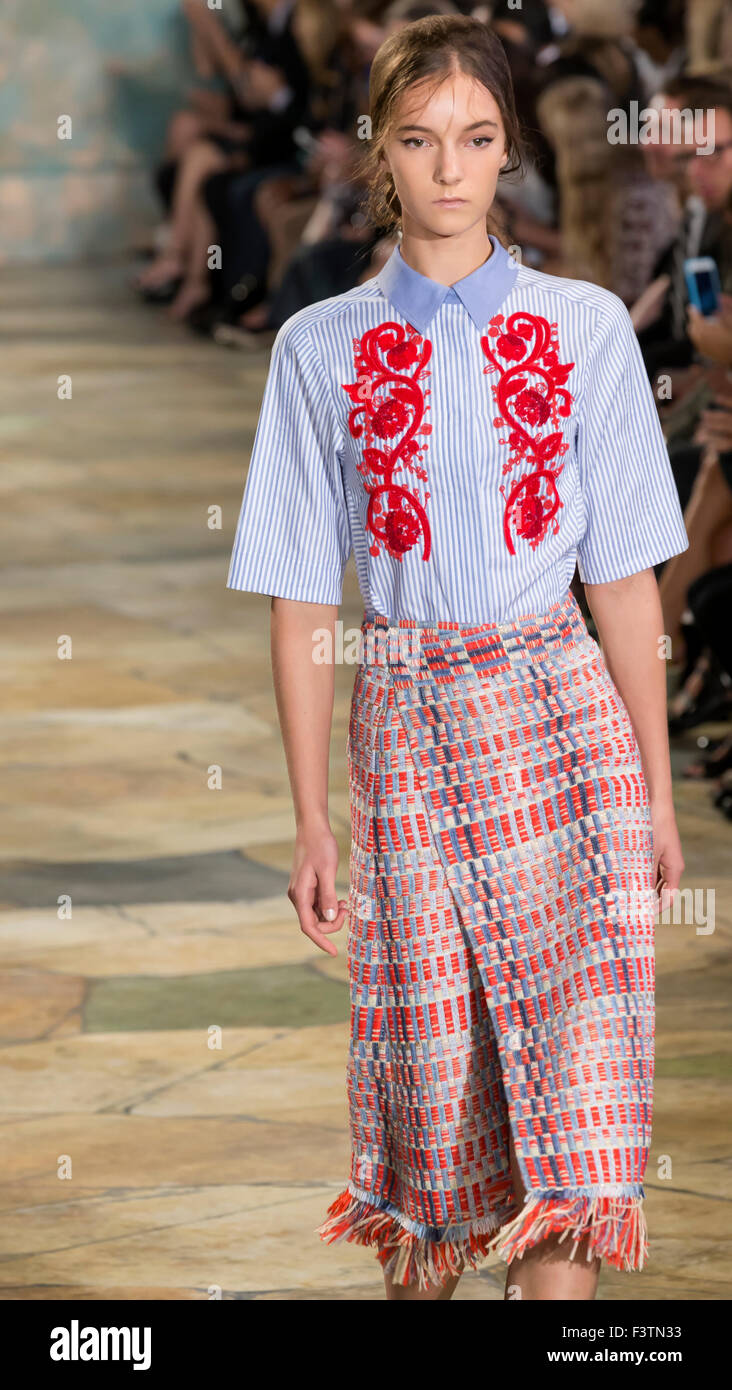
[[380, 68, 509, 238]]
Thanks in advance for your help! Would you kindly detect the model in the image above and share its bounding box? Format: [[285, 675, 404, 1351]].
[[226, 15, 689, 1301]]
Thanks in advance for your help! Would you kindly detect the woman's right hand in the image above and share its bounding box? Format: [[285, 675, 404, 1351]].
[[288, 823, 349, 956], [686, 302, 732, 366]]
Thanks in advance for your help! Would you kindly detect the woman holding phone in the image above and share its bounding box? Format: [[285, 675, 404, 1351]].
[[226, 16, 690, 1300]]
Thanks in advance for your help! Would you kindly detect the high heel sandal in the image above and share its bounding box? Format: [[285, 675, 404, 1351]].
[[138, 276, 183, 305]]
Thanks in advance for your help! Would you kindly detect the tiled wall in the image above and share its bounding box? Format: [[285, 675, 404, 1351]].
[[0, 0, 232, 263]]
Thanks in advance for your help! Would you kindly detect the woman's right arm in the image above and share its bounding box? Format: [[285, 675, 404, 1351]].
[[270, 596, 348, 957]]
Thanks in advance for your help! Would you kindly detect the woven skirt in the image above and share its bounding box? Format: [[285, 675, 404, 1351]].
[[316, 589, 656, 1289]]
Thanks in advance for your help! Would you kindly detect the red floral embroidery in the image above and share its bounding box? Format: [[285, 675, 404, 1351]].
[[480, 311, 575, 554], [342, 321, 432, 561]]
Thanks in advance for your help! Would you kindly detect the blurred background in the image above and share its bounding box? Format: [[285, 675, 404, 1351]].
[[1, 0, 730, 1301]]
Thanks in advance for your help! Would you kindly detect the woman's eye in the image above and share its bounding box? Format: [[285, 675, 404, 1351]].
[[401, 136, 494, 149]]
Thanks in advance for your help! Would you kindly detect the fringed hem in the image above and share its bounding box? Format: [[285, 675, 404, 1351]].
[[485, 1191, 649, 1273], [315, 1184, 518, 1291], [316, 1186, 648, 1288]]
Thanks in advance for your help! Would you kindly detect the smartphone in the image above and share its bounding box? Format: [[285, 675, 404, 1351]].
[[684, 256, 721, 316]]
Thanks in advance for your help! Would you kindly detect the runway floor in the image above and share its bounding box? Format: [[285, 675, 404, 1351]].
[[0, 264, 729, 1299]]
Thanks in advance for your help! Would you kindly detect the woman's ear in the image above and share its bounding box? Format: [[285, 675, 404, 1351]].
[[500, 150, 509, 168]]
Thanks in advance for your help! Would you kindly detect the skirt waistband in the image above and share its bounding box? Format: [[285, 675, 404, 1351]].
[[358, 591, 592, 677]]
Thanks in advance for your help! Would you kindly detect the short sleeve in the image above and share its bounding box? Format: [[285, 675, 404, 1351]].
[[226, 319, 352, 604], [574, 294, 689, 585]]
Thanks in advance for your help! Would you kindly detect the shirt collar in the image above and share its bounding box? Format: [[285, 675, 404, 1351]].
[[374, 233, 518, 335]]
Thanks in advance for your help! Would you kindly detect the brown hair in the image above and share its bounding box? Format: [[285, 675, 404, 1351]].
[[292, 0, 346, 90], [661, 72, 732, 120], [355, 15, 525, 237]]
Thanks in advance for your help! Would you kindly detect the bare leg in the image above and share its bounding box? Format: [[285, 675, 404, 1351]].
[[503, 1131, 601, 1300], [383, 1264, 462, 1300], [710, 517, 732, 566], [132, 112, 206, 290], [138, 139, 227, 291], [164, 109, 206, 162], [167, 198, 217, 320], [252, 175, 315, 290]]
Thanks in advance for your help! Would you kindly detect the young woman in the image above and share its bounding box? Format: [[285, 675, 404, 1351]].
[[226, 15, 689, 1301]]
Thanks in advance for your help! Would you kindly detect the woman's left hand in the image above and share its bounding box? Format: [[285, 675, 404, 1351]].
[[650, 800, 685, 912]]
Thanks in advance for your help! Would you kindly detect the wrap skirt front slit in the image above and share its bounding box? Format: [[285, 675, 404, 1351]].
[[315, 589, 656, 1290]]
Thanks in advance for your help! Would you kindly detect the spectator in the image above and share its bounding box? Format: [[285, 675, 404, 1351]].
[[133, 0, 311, 319], [634, 76, 732, 379]]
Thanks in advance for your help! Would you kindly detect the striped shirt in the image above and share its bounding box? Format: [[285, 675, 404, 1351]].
[[226, 234, 689, 622]]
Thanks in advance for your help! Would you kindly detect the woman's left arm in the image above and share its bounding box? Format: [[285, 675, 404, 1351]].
[[583, 567, 685, 912]]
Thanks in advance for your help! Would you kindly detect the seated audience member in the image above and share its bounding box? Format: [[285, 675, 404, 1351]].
[[201, 2, 366, 337], [686, 0, 732, 75], [203, 0, 406, 338], [660, 292, 732, 765], [532, 4, 676, 297], [633, 76, 732, 381], [631, 0, 686, 94], [134, 0, 312, 319]]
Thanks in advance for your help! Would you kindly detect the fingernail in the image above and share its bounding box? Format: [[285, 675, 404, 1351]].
[[324, 908, 336, 921]]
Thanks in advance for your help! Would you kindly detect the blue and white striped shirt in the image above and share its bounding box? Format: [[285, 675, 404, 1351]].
[[226, 234, 689, 622]]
